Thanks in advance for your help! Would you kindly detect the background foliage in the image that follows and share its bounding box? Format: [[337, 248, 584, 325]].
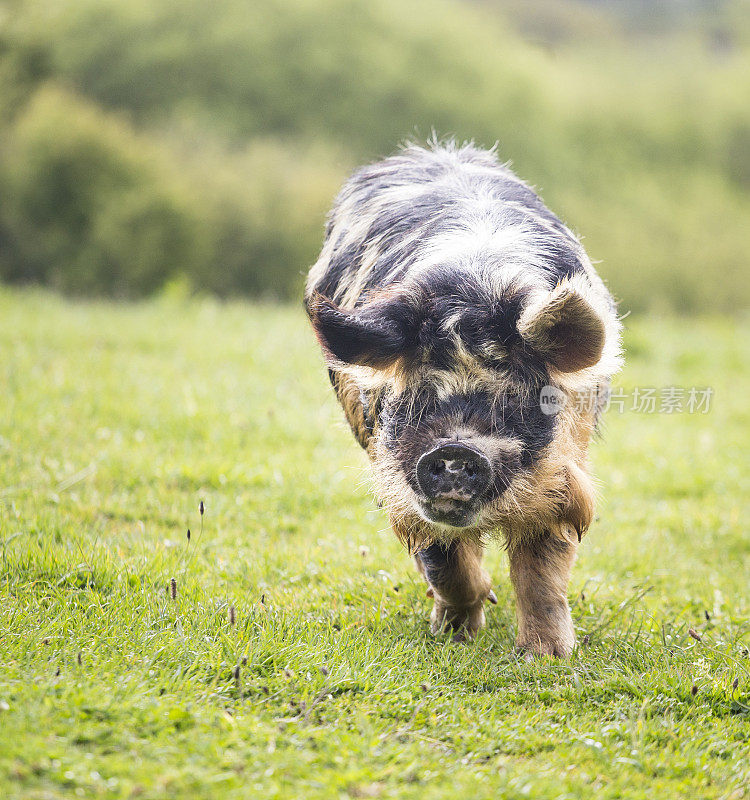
[[1, 0, 749, 311]]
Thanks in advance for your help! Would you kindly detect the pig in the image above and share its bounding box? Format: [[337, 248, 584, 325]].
[[305, 141, 622, 656]]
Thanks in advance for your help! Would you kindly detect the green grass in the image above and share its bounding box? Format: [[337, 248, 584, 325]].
[[1, 288, 748, 799]]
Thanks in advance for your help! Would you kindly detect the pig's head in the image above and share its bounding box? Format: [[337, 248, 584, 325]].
[[307, 270, 607, 537]]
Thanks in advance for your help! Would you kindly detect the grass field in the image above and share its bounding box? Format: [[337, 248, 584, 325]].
[[1, 288, 749, 799]]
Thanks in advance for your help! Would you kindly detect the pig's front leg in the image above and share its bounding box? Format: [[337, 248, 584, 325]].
[[508, 532, 577, 658], [415, 539, 495, 642]]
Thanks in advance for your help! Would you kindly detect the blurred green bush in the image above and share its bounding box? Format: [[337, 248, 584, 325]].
[[0, 0, 749, 311], [0, 83, 341, 298], [0, 86, 200, 295]]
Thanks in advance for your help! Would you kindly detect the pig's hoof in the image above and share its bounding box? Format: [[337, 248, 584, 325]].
[[430, 600, 485, 642], [515, 631, 575, 659]]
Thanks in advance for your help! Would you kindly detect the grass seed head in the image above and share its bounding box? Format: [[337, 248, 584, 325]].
[[77, 651, 82, 666], [732, 677, 739, 690], [170, 577, 177, 600], [691, 684, 698, 696], [229, 605, 236, 626], [199, 500, 204, 516], [688, 628, 702, 641], [233, 664, 240, 684], [187, 529, 191, 542]]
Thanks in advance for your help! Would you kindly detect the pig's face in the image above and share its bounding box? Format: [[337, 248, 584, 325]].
[[309, 270, 606, 532], [375, 384, 551, 528]]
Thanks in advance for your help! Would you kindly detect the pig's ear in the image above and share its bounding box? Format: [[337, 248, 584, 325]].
[[306, 293, 418, 368], [517, 284, 605, 373]]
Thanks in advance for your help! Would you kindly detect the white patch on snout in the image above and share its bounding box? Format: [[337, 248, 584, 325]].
[[433, 492, 471, 506], [432, 459, 474, 502]]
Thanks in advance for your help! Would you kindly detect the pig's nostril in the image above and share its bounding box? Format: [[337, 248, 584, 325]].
[[429, 460, 446, 476], [464, 461, 476, 477]]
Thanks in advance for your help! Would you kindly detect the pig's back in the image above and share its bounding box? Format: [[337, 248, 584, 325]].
[[306, 142, 611, 313]]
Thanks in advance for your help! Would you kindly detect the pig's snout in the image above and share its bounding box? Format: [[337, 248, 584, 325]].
[[416, 443, 492, 505]]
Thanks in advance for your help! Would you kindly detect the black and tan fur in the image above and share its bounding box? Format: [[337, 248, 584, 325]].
[[306, 141, 621, 656]]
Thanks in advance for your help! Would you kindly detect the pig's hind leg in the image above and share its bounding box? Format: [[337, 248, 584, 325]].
[[415, 539, 496, 642]]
